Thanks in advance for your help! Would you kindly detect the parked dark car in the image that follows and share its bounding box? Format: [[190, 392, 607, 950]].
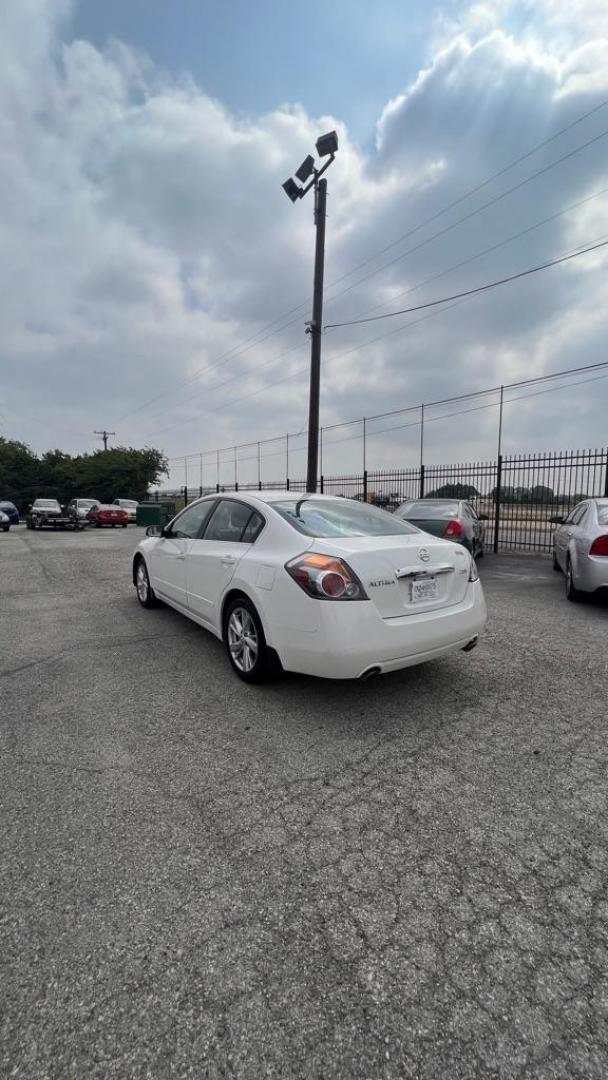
[[87, 504, 129, 528], [0, 500, 19, 525], [394, 498, 487, 557], [26, 496, 83, 531], [26, 499, 82, 530]]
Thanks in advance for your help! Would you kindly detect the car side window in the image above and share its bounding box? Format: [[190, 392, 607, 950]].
[[171, 500, 216, 539], [203, 500, 256, 542], [241, 510, 265, 543], [565, 504, 586, 526], [564, 505, 582, 525]]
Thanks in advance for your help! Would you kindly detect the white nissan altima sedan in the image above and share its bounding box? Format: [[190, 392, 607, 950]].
[[132, 492, 487, 683]]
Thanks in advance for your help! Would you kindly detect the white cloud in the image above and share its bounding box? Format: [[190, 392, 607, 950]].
[[1, 0, 607, 486]]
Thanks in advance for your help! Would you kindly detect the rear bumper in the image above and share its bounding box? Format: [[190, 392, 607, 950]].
[[576, 557, 608, 593], [277, 580, 487, 679]]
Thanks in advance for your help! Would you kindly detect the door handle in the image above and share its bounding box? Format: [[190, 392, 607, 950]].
[[176, 553, 186, 560], [221, 555, 237, 566]]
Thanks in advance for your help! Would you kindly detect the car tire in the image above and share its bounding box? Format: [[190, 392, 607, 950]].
[[565, 556, 581, 602], [122, 524, 128, 529], [552, 551, 560, 572], [475, 541, 484, 560], [2, 525, 9, 533], [95, 523, 101, 528], [223, 596, 278, 684], [134, 557, 158, 609]]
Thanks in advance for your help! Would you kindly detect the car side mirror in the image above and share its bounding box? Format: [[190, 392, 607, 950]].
[[145, 525, 162, 537], [548, 515, 564, 524], [478, 513, 489, 521]]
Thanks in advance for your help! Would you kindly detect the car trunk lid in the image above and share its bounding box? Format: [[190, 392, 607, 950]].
[[404, 518, 452, 538], [311, 533, 471, 618]]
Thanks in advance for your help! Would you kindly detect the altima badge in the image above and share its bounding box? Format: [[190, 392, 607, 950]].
[[418, 548, 431, 562]]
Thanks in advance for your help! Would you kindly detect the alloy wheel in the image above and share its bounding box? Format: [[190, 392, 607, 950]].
[[227, 607, 258, 673], [136, 562, 149, 603]]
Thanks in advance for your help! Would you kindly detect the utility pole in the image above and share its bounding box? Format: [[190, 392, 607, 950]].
[[306, 177, 327, 493], [94, 429, 115, 451], [282, 131, 338, 494]]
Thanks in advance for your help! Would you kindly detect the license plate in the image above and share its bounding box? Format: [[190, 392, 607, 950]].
[[411, 577, 438, 602]]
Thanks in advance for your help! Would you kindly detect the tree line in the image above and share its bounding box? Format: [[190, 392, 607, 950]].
[[0, 438, 168, 511]]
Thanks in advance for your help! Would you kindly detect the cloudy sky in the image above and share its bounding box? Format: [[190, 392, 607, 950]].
[[1, 0, 608, 487]]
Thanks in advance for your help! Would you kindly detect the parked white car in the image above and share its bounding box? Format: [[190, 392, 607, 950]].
[[551, 498, 608, 600], [113, 498, 138, 522], [132, 492, 486, 682]]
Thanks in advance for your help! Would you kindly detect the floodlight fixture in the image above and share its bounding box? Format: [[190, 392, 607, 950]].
[[295, 154, 315, 183], [315, 130, 339, 158], [282, 177, 303, 203]]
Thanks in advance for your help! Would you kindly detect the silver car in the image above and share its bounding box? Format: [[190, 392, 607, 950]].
[[67, 498, 100, 521], [551, 498, 608, 601], [0, 509, 10, 532]]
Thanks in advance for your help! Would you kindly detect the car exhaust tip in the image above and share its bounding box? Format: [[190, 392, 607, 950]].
[[462, 635, 479, 653], [360, 665, 382, 681]]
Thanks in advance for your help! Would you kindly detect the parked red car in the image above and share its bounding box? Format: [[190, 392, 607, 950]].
[[87, 504, 129, 528]]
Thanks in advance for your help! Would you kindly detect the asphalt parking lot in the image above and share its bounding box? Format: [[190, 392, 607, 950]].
[[1, 525, 607, 1080]]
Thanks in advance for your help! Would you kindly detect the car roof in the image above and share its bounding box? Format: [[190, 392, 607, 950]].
[[401, 498, 462, 505], [189, 491, 351, 506]]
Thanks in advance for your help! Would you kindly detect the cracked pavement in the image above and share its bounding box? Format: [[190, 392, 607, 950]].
[[1, 525, 607, 1079]]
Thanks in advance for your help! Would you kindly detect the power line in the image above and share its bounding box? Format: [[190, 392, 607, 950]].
[[319, 125, 608, 317], [318, 95, 608, 297], [324, 237, 608, 329], [116, 97, 608, 426], [167, 369, 608, 481], [145, 188, 608, 436], [319, 372, 608, 449], [329, 184, 608, 327], [169, 369, 608, 480], [166, 358, 608, 463]]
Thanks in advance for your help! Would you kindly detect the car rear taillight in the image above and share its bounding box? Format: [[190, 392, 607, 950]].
[[285, 554, 368, 600], [444, 519, 464, 538], [589, 535, 608, 556]]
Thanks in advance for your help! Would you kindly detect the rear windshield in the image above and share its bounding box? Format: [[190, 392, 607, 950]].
[[35, 500, 59, 507], [398, 501, 460, 519], [270, 498, 418, 538], [118, 500, 137, 507]]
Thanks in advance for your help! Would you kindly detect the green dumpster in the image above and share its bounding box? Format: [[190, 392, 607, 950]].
[[136, 502, 176, 528]]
